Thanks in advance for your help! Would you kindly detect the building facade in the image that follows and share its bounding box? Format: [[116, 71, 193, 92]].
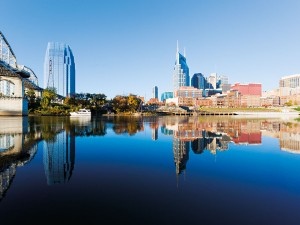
[[153, 86, 158, 99], [231, 83, 262, 96], [174, 86, 203, 98], [279, 74, 300, 96], [161, 92, 174, 102], [173, 43, 189, 93], [191, 73, 206, 89], [44, 42, 75, 97], [208, 73, 217, 89]]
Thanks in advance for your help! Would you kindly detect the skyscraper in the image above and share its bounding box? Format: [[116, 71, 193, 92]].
[[173, 42, 189, 93], [208, 73, 217, 89], [44, 42, 75, 97], [191, 73, 206, 89], [153, 86, 158, 99]]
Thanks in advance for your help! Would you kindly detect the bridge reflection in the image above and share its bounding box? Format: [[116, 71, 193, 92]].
[[0, 116, 114, 197], [0, 117, 39, 200]]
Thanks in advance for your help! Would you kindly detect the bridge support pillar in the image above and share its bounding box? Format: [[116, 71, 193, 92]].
[[0, 75, 28, 116]]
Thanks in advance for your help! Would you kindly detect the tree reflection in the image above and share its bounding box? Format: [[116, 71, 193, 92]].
[[111, 117, 144, 136]]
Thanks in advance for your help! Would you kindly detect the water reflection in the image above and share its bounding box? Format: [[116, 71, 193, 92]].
[[0, 117, 39, 200], [157, 117, 300, 175], [43, 129, 75, 185], [111, 117, 144, 135], [1, 116, 300, 200]]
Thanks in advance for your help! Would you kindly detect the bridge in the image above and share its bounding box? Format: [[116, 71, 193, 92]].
[[0, 31, 41, 116]]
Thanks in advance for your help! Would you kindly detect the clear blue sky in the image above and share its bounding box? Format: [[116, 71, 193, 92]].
[[2, 0, 300, 99]]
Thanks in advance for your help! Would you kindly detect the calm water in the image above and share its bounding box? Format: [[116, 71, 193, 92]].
[[1, 116, 300, 224]]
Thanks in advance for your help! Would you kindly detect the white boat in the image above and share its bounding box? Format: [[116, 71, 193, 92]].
[[70, 109, 91, 117]]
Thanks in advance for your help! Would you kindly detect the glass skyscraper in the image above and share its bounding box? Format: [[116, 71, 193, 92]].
[[153, 86, 158, 99], [173, 42, 189, 92], [191, 73, 206, 89], [44, 42, 75, 97]]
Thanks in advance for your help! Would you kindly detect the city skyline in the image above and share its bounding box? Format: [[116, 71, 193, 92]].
[[1, 0, 300, 99]]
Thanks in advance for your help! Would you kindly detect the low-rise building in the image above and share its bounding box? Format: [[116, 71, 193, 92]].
[[174, 86, 202, 98], [161, 92, 173, 102]]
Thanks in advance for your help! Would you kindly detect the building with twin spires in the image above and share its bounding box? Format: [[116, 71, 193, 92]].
[[173, 42, 189, 93]]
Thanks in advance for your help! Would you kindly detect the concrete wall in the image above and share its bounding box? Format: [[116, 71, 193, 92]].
[[0, 76, 28, 116], [0, 97, 28, 116]]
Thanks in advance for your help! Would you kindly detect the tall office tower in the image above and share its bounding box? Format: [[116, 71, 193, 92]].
[[153, 86, 158, 99], [208, 73, 217, 89], [191, 73, 206, 89], [44, 42, 75, 97], [173, 42, 189, 93]]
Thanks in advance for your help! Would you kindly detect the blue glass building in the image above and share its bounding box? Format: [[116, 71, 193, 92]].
[[173, 43, 189, 92], [153, 86, 158, 99], [191, 73, 206, 89], [44, 42, 75, 97], [161, 92, 173, 102]]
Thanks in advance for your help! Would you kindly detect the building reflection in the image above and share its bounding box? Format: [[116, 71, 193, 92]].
[[157, 117, 266, 175], [0, 117, 40, 200], [43, 129, 75, 185], [156, 117, 300, 175], [261, 121, 300, 154], [2, 115, 300, 196], [149, 117, 159, 141]]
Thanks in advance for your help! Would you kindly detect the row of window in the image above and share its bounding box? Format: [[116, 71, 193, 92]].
[[0, 80, 15, 96]]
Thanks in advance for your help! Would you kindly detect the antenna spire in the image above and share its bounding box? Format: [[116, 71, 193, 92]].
[[176, 40, 179, 64]]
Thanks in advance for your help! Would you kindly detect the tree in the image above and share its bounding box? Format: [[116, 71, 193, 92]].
[[91, 93, 107, 108], [284, 100, 293, 107], [112, 95, 128, 113], [112, 95, 141, 113], [64, 96, 76, 106], [41, 88, 57, 109], [128, 95, 140, 112], [25, 89, 36, 104]]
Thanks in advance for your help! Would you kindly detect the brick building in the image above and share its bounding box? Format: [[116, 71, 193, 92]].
[[231, 83, 262, 96]]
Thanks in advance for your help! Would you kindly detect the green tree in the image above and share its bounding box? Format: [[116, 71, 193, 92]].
[[41, 88, 57, 109], [284, 100, 293, 107]]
